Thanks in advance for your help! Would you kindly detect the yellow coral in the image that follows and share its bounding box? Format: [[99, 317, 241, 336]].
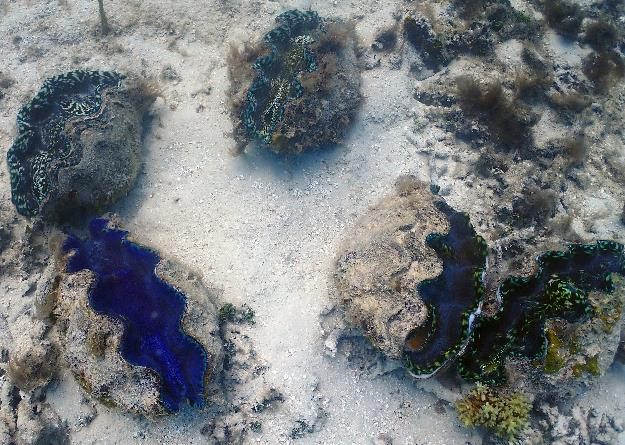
[[455, 384, 531, 439]]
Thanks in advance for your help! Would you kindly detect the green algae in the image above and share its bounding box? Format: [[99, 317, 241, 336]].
[[572, 354, 601, 378], [543, 326, 566, 374]]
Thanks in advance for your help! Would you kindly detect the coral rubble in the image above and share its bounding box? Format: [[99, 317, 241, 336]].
[[6, 70, 155, 221], [228, 9, 361, 154], [50, 218, 223, 415]]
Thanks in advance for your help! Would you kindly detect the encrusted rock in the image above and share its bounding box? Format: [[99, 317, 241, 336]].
[[15, 399, 68, 445], [519, 404, 624, 445], [7, 324, 58, 392], [332, 177, 447, 360]]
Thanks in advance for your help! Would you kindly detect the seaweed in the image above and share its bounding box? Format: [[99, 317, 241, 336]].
[[63, 218, 209, 412], [514, 68, 553, 101], [543, 0, 582, 38], [403, 201, 488, 377], [549, 91, 591, 112], [458, 240, 625, 385], [582, 50, 625, 91], [560, 134, 588, 165], [455, 76, 535, 152], [583, 19, 620, 51], [97, 0, 110, 35], [511, 185, 557, 227], [6, 70, 124, 217]]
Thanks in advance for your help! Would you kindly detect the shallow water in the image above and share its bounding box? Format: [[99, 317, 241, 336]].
[[0, 1, 624, 444]]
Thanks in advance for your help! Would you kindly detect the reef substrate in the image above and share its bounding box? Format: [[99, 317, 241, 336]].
[[333, 177, 625, 388]]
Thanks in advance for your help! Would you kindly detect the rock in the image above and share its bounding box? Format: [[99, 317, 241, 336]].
[[7, 326, 58, 392], [332, 176, 447, 360], [15, 399, 68, 445], [332, 175, 488, 379], [519, 404, 623, 445]]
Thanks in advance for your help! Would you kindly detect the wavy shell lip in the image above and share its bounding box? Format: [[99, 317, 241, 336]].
[[334, 180, 625, 386], [229, 9, 362, 154], [8, 70, 124, 216], [6, 70, 150, 222], [242, 10, 322, 144], [459, 240, 625, 385], [403, 200, 489, 378]]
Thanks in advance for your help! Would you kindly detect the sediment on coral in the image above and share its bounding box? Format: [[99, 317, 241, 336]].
[[459, 240, 625, 385], [6, 70, 155, 221], [62, 218, 211, 412], [228, 9, 362, 154]]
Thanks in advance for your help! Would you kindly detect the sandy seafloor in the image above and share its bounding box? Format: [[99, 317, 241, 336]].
[[1, 0, 625, 443]]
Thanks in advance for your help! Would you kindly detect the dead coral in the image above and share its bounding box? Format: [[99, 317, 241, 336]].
[[403, 16, 451, 70]]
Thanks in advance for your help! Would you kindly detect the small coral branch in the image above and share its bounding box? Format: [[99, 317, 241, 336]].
[[455, 384, 531, 440]]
